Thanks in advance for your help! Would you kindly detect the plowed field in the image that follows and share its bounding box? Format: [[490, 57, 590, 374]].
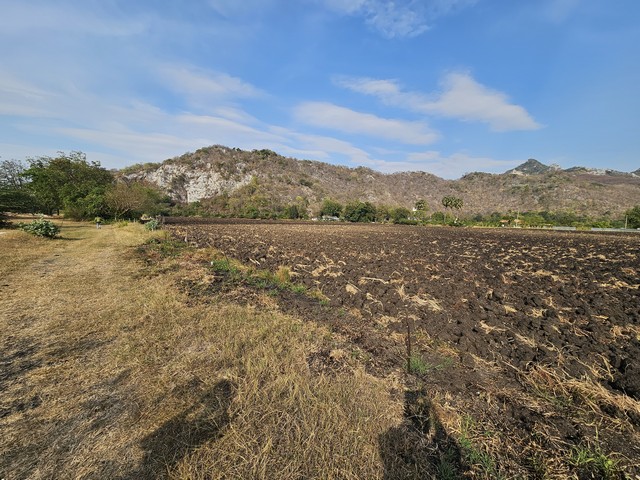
[[166, 218, 640, 477]]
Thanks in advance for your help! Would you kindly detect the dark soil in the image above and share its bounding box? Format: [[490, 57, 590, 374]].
[[165, 219, 640, 478]]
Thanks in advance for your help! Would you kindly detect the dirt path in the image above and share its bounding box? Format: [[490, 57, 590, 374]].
[[0, 223, 153, 478]]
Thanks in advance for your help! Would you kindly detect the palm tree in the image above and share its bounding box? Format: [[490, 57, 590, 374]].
[[441, 196, 463, 224]]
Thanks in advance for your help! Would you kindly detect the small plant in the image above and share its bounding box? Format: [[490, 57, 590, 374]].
[[290, 284, 306, 294], [17, 217, 60, 238], [275, 266, 291, 284], [144, 219, 160, 231], [210, 258, 240, 275], [456, 416, 499, 478], [569, 443, 620, 479], [408, 355, 431, 374]]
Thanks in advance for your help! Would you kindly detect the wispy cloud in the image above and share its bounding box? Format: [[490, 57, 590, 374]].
[[158, 65, 264, 102], [293, 102, 439, 144], [320, 0, 477, 38], [336, 72, 542, 131], [405, 151, 520, 177], [326, 148, 519, 178], [0, 2, 147, 37], [421, 73, 542, 131]]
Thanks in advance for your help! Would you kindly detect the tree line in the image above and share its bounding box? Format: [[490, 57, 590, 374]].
[[0, 152, 169, 221]]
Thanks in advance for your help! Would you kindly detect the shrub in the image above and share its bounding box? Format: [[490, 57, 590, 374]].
[[17, 217, 60, 238], [144, 219, 159, 231]]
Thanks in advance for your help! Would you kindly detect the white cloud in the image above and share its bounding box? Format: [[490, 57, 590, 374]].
[[405, 151, 520, 178], [293, 102, 439, 144], [158, 65, 263, 100], [423, 73, 542, 131], [312, 148, 518, 178], [207, 0, 274, 17], [0, 2, 147, 37], [336, 72, 542, 131], [290, 132, 374, 165], [319, 0, 477, 38]]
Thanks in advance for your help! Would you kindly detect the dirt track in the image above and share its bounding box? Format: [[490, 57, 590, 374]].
[[167, 219, 640, 476]]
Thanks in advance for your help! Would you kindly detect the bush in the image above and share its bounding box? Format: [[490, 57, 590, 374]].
[[144, 219, 160, 231], [396, 218, 419, 225], [17, 217, 60, 238]]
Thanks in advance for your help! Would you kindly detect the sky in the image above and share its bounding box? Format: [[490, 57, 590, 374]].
[[0, 0, 639, 179]]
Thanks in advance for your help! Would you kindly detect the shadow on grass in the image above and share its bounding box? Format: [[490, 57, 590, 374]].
[[379, 388, 467, 480], [121, 379, 236, 479]]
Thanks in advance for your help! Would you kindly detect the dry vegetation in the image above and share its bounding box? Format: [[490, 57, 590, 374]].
[[0, 219, 424, 479], [2, 216, 639, 479], [165, 219, 640, 479]]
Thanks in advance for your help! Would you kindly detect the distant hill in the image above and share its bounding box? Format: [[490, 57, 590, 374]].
[[120, 146, 640, 217], [505, 158, 561, 175]]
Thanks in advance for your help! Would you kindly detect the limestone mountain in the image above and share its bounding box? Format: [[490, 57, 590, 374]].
[[120, 146, 640, 217], [505, 159, 560, 175]]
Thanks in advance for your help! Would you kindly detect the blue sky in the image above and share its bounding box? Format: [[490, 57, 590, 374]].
[[1, 0, 638, 178]]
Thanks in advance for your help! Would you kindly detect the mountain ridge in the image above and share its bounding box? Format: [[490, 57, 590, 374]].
[[120, 146, 640, 217]]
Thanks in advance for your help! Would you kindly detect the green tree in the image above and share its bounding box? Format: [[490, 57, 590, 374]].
[[344, 201, 376, 223], [413, 199, 429, 222], [319, 199, 343, 218], [105, 181, 168, 220], [0, 159, 35, 213], [441, 196, 463, 223], [414, 199, 427, 211], [625, 205, 640, 228], [374, 204, 393, 223], [284, 204, 302, 219], [22, 152, 113, 217], [391, 207, 411, 223]]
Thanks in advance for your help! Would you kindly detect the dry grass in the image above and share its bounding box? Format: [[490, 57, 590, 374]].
[[0, 220, 405, 479]]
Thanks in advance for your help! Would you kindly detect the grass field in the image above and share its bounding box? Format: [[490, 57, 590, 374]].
[[3, 218, 637, 479], [0, 220, 416, 479]]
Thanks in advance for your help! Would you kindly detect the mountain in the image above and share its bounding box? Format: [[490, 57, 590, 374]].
[[120, 146, 640, 217], [506, 159, 560, 175]]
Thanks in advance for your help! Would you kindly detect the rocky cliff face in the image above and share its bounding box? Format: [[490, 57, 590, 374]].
[[124, 161, 252, 203], [119, 146, 640, 216]]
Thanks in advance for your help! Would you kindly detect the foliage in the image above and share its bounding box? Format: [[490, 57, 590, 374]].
[[144, 219, 160, 231], [391, 206, 411, 224], [413, 199, 429, 222], [22, 151, 113, 218], [374, 204, 392, 223], [252, 148, 278, 159], [284, 204, 302, 219], [0, 187, 36, 214], [119, 162, 160, 175], [0, 159, 37, 213], [414, 199, 428, 212], [319, 199, 343, 218], [105, 181, 169, 220], [441, 195, 464, 223], [343, 201, 376, 223], [569, 442, 621, 479], [17, 217, 60, 238], [625, 205, 640, 228], [299, 178, 313, 187]]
